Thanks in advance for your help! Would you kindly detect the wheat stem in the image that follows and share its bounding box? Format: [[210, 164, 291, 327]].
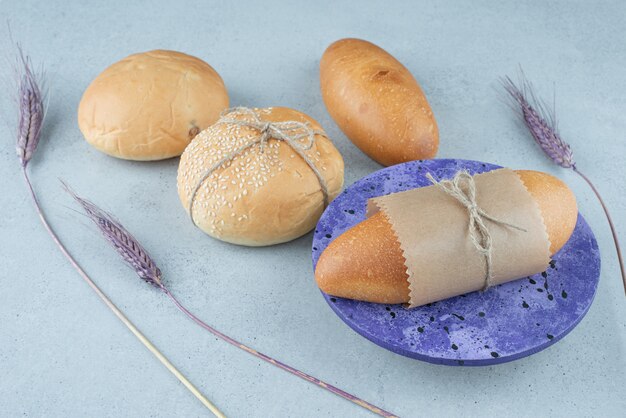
[[573, 167, 626, 295], [22, 167, 225, 418], [162, 288, 397, 418]]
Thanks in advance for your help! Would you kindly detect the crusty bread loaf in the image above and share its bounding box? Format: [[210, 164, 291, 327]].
[[315, 170, 577, 304], [320, 38, 438, 166], [78, 50, 229, 161], [178, 107, 344, 246]]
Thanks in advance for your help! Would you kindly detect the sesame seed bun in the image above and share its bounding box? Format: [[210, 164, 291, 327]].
[[78, 50, 229, 161], [177, 107, 345, 246]]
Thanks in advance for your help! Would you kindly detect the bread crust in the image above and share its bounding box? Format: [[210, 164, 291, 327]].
[[78, 50, 229, 160], [320, 38, 438, 166]]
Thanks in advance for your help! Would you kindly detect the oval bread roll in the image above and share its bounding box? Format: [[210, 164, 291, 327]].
[[78, 50, 229, 161], [320, 38, 438, 166], [315, 170, 578, 304]]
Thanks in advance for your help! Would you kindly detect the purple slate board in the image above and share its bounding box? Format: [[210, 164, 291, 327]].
[[312, 159, 600, 366]]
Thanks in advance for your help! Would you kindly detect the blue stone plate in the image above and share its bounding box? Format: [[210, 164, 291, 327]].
[[312, 159, 600, 366]]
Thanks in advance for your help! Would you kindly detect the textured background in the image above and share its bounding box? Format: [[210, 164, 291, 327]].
[[0, 1, 624, 417]]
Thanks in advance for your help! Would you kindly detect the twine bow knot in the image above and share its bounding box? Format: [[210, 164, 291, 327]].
[[188, 107, 329, 227], [243, 116, 317, 155], [426, 170, 527, 290]]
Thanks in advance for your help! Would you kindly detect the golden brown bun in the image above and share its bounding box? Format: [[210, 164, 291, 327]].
[[515, 170, 578, 254], [177, 107, 344, 246], [320, 38, 438, 166], [315, 170, 578, 304], [316, 210, 411, 304], [78, 50, 229, 161]]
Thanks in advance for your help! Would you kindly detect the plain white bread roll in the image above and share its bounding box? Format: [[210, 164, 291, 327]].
[[78, 50, 229, 160], [177, 107, 344, 246]]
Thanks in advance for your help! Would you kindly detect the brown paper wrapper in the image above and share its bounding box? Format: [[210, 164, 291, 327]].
[[367, 168, 551, 308]]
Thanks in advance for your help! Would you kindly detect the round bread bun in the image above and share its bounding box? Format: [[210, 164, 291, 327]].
[[78, 50, 229, 160], [177, 107, 345, 246]]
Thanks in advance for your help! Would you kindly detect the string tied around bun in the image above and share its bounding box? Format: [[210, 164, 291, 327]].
[[426, 170, 527, 290], [188, 107, 330, 227]]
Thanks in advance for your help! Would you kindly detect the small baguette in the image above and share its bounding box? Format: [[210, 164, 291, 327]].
[[320, 38, 438, 166], [315, 170, 577, 304]]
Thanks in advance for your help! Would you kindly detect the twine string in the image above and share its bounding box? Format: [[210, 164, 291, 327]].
[[426, 171, 527, 289], [188, 107, 329, 227]]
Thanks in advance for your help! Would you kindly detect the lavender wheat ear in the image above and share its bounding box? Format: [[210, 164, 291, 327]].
[[64, 187, 397, 418], [502, 74, 625, 295], [13, 48, 224, 417], [15, 48, 44, 167]]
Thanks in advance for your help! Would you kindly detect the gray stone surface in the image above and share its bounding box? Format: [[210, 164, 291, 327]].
[[0, 1, 624, 417]]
